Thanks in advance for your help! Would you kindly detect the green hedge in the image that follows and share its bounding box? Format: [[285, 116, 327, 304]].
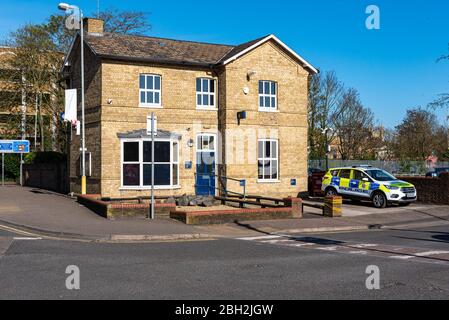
[[2, 154, 20, 180]]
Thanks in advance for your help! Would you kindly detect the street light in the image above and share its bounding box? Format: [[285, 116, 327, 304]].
[[58, 2, 75, 10], [322, 127, 334, 171], [58, 2, 87, 195]]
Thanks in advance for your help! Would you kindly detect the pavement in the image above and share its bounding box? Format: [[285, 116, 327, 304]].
[[1, 185, 449, 242]]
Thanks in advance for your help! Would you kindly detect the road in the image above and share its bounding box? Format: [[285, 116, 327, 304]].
[[0, 225, 448, 299]]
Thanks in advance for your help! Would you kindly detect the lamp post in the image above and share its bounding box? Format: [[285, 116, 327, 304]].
[[322, 127, 334, 171], [58, 3, 86, 194]]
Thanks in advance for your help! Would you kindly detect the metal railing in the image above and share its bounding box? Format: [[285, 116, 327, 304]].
[[194, 173, 246, 199], [309, 159, 449, 176]]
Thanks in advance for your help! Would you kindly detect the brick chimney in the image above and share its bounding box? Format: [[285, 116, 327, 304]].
[[83, 18, 104, 34]]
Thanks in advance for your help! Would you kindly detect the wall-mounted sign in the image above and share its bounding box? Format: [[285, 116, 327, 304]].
[[185, 161, 192, 169], [0, 140, 30, 154], [291, 179, 297, 186], [146, 115, 158, 136]]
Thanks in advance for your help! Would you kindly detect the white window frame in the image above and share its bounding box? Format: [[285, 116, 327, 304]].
[[257, 139, 279, 182], [120, 138, 180, 190], [196, 78, 217, 110], [258, 80, 278, 112], [139, 74, 162, 108]]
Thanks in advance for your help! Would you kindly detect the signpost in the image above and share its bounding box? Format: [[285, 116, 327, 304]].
[[0, 140, 30, 186], [147, 114, 157, 220]]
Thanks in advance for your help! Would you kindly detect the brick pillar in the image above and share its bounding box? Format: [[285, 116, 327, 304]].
[[283, 197, 303, 218], [324, 196, 342, 217]]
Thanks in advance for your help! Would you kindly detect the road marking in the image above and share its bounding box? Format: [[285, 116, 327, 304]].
[[415, 251, 449, 257], [348, 250, 368, 255], [389, 255, 415, 260], [260, 239, 294, 244], [238, 235, 282, 241], [317, 246, 339, 251], [284, 242, 315, 248], [13, 237, 42, 241], [238, 235, 449, 265], [351, 244, 378, 248]]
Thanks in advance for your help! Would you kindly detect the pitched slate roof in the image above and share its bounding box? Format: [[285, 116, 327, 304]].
[[117, 129, 182, 140], [84, 33, 235, 66], [70, 32, 317, 73]]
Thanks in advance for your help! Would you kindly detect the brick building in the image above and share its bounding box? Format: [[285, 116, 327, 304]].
[[62, 18, 318, 198]]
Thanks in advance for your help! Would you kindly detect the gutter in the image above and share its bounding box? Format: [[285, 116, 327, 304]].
[[98, 54, 215, 69]]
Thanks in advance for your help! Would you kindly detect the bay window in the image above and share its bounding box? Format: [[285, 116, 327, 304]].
[[122, 139, 179, 188]]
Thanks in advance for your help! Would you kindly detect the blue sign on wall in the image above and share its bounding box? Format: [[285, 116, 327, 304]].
[[291, 179, 297, 186], [0, 140, 30, 154], [184, 161, 192, 169]]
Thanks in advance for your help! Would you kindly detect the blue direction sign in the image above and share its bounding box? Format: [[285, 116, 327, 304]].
[[0, 140, 30, 154]]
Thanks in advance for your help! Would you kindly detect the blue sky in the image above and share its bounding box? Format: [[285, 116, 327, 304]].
[[1, 0, 448, 128]]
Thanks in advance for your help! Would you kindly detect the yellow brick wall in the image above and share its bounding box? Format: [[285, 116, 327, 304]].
[[221, 41, 309, 198], [100, 61, 219, 197], [69, 39, 310, 199]]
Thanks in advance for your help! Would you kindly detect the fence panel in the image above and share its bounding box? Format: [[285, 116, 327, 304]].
[[309, 160, 449, 176]]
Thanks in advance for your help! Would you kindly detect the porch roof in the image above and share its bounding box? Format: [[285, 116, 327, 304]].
[[117, 129, 182, 140]]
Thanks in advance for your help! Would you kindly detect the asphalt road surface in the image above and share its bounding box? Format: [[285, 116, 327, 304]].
[[0, 226, 448, 299]]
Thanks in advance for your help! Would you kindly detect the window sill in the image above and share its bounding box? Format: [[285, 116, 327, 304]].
[[196, 106, 218, 111], [258, 108, 279, 113], [257, 179, 281, 184], [119, 185, 181, 191], [139, 104, 163, 109]]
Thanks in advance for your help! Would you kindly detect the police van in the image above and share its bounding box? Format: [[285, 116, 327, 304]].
[[321, 165, 417, 208]]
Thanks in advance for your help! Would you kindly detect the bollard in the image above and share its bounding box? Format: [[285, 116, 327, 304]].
[[323, 196, 342, 217]]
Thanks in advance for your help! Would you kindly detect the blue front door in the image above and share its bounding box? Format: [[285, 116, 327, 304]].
[[195, 134, 216, 196]]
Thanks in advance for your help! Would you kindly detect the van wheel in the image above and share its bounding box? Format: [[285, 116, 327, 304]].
[[372, 192, 387, 209], [325, 187, 338, 197]]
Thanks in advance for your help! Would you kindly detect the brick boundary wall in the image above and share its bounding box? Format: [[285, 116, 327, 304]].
[[398, 173, 449, 205], [77, 194, 176, 219], [170, 197, 303, 225]]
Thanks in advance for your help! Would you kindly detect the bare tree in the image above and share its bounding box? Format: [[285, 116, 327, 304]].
[[307, 71, 344, 159], [99, 8, 151, 35], [331, 88, 378, 160]]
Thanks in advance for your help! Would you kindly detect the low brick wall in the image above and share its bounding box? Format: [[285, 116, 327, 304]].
[[77, 194, 176, 219], [170, 197, 303, 225], [398, 173, 449, 205]]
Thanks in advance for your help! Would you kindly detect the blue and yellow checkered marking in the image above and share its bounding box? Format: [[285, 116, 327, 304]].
[[370, 183, 380, 190], [331, 177, 340, 186]]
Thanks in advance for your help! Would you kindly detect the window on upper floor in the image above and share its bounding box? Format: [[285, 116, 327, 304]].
[[139, 74, 161, 107], [196, 78, 216, 109], [258, 80, 277, 111]]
